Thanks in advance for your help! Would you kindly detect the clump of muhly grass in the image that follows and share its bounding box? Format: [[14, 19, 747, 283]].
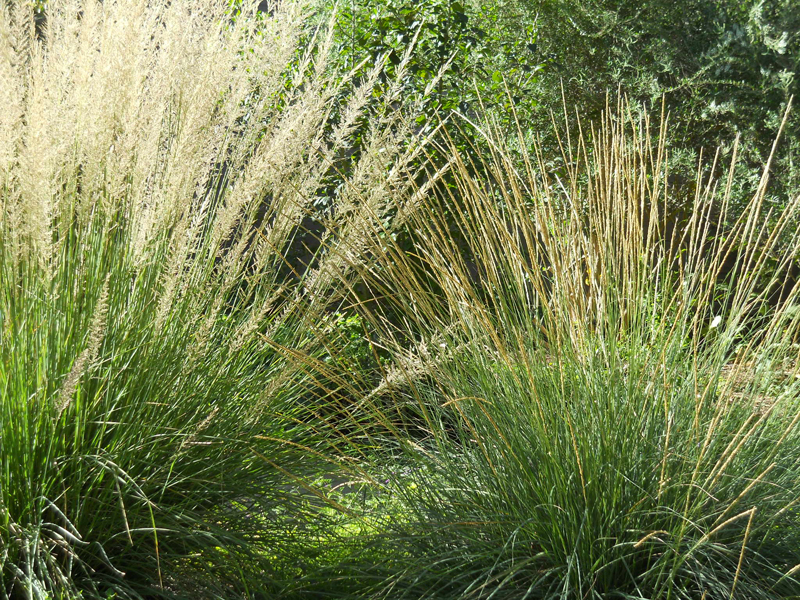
[[0, 0, 432, 597], [349, 101, 800, 598]]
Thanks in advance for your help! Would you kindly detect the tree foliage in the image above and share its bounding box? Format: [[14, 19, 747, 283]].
[[529, 0, 799, 211]]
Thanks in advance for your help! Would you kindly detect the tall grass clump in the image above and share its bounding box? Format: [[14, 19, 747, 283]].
[[0, 0, 432, 597], [350, 101, 800, 598]]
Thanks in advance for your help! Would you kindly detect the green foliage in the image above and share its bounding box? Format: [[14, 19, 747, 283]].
[[310, 0, 543, 140], [325, 312, 383, 374], [529, 0, 799, 212]]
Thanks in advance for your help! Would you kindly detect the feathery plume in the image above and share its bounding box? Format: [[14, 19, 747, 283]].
[[55, 276, 110, 415]]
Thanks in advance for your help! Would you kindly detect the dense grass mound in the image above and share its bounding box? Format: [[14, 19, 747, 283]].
[[0, 0, 428, 597], [345, 105, 800, 599]]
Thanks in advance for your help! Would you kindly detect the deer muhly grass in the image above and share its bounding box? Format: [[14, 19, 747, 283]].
[[345, 102, 800, 598], [0, 0, 435, 597]]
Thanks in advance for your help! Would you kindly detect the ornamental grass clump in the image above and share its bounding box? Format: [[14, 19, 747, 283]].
[[352, 102, 800, 598], [0, 0, 430, 597]]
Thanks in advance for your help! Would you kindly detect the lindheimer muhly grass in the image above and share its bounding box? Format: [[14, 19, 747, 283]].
[[340, 100, 800, 598], [0, 0, 436, 597]]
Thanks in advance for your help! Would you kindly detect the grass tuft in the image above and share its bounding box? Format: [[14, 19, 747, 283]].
[[0, 0, 429, 597], [346, 99, 800, 599]]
